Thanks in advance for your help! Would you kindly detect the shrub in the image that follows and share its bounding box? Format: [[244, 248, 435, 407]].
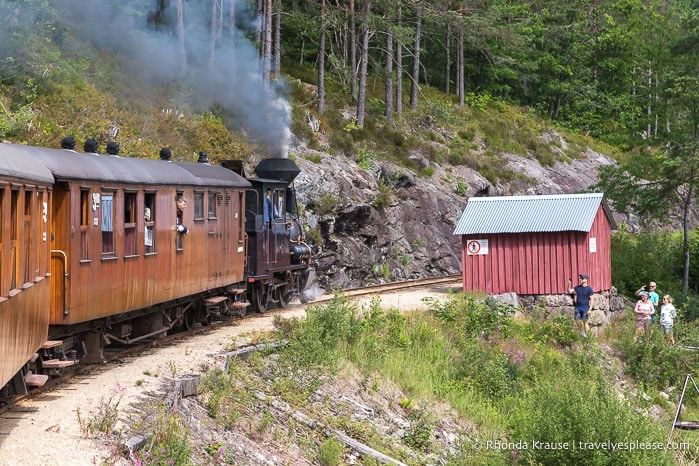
[[318, 438, 344, 466], [404, 410, 434, 452], [372, 180, 393, 209], [509, 373, 673, 465]]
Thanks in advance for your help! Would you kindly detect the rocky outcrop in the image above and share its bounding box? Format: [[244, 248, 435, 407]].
[[283, 136, 623, 291]]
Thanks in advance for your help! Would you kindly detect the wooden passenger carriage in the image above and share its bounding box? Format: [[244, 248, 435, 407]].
[[4, 144, 251, 366], [0, 146, 54, 391]]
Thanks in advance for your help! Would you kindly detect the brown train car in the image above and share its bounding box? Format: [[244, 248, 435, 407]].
[[0, 145, 54, 392], [20, 145, 250, 361]]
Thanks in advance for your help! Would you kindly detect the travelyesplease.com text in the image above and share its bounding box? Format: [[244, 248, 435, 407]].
[[472, 439, 690, 452]]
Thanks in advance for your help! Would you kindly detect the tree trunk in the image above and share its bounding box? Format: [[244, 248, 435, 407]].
[[683, 183, 692, 296], [350, 0, 357, 98], [356, 1, 372, 127], [410, 3, 421, 111], [209, 0, 219, 67], [255, 0, 263, 45], [175, 0, 186, 76], [317, 0, 326, 115], [395, 6, 403, 115], [385, 23, 394, 125], [228, 0, 235, 44], [445, 22, 450, 95], [274, 0, 281, 78], [262, 0, 273, 85], [457, 28, 464, 106]]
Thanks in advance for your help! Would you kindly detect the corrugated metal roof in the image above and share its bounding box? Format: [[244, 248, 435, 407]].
[[453, 193, 612, 235]]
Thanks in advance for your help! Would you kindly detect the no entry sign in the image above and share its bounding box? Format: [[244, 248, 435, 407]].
[[466, 239, 488, 255]]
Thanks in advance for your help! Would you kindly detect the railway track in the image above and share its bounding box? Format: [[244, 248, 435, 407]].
[[0, 274, 462, 415]]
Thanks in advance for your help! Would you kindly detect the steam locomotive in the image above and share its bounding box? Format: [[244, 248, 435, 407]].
[[0, 143, 314, 399]]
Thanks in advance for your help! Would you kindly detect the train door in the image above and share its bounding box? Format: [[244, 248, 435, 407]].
[[49, 184, 71, 321]]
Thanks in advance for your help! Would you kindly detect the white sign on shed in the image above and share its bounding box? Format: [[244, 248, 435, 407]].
[[466, 239, 488, 255]]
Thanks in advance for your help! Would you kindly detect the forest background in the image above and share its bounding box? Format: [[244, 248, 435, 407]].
[[1, 1, 699, 464], [0, 0, 698, 301]]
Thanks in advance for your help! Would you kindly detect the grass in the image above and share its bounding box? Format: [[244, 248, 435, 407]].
[[101, 292, 693, 465]]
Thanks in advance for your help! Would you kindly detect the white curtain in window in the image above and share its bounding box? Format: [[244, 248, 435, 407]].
[[102, 195, 113, 232]]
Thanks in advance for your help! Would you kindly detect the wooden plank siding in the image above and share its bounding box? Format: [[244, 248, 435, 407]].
[[460, 206, 613, 295], [0, 181, 52, 389], [50, 183, 247, 325]]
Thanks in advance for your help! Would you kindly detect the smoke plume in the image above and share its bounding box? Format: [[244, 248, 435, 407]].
[[16, 0, 292, 157]]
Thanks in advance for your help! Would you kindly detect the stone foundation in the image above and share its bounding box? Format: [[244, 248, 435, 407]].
[[490, 286, 625, 333]]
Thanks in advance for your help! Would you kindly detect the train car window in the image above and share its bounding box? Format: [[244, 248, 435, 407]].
[[124, 192, 137, 256], [194, 192, 204, 220], [101, 193, 115, 257], [80, 189, 90, 261], [10, 188, 19, 290], [273, 189, 284, 219], [175, 191, 185, 251], [238, 191, 244, 243], [23, 190, 32, 284], [208, 192, 217, 219], [144, 192, 156, 254], [40, 190, 48, 275]]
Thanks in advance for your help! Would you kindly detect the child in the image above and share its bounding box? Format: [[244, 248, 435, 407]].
[[659, 295, 677, 345]]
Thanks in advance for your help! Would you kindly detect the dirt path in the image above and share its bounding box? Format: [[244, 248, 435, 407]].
[[0, 284, 458, 466]]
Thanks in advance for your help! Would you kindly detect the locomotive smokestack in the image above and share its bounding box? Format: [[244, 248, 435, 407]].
[[254, 158, 300, 183]]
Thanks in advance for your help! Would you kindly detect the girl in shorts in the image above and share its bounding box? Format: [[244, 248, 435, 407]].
[[659, 295, 677, 345]]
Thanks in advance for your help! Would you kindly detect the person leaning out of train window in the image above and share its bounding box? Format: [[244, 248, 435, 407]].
[[175, 195, 188, 234], [265, 189, 273, 226]]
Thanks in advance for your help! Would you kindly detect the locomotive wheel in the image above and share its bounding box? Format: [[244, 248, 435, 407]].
[[276, 284, 291, 308], [252, 283, 269, 313]]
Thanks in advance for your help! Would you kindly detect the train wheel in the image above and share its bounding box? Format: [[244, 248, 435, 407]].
[[183, 309, 196, 331], [276, 284, 291, 308], [252, 283, 269, 313]]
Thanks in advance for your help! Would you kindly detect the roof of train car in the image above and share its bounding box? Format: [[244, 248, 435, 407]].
[[0, 143, 55, 184], [0, 143, 251, 188], [173, 161, 251, 188]]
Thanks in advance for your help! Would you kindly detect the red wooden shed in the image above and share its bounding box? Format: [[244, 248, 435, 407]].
[[453, 193, 617, 295]]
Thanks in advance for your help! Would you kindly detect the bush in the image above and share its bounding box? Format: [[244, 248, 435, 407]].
[[509, 373, 673, 465], [318, 438, 344, 466]]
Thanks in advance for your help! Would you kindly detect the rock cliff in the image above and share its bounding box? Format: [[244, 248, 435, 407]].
[[283, 135, 621, 292]]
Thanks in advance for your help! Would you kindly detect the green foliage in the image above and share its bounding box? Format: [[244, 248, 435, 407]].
[[610, 231, 684, 300], [130, 403, 192, 466], [279, 297, 361, 371], [371, 179, 392, 209], [454, 179, 468, 196], [356, 144, 377, 169], [303, 152, 322, 163], [318, 438, 344, 466], [527, 307, 579, 347], [404, 410, 434, 452], [76, 388, 123, 437], [615, 317, 693, 390], [464, 92, 492, 111], [314, 193, 340, 216], [509, 372, 673, 465]]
